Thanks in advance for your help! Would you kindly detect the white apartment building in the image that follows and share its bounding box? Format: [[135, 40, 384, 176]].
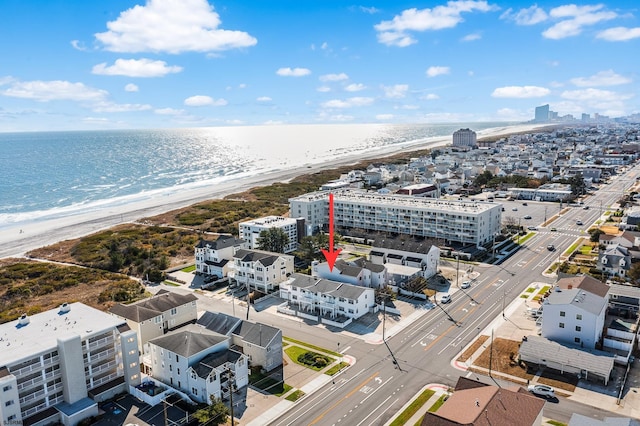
[[147, 325, 248, 404], [0, 303, 140, 426], [541, 287, 607, 349], [452, 128, 477, 148], [280, 273, 376, 320], [109, 290, 198, 354], [289, 189, 502, 248], [195, 235, 245, 278], [232, 249, 294, 294], [238, 216, 302, 253]]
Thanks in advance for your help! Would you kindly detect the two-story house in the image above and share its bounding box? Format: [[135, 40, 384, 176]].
[[196, 311, 283, 373], [195, 235, 245, 279], [231, 249, 294, 294], [109, 290, 198, 354], [311, 259, 387, 289], [541, 281, 608, 349], [597, 244, 632, 278], [147, 325, 248, 404]]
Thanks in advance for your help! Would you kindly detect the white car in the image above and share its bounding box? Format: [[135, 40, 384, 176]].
[[440, 294, 452, 304], [527, 384, 555, 398], [460, 280, 471, 289]]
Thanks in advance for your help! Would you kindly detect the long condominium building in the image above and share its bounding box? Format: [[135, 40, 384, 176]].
[[0, 303, 140, 426], [289, 189, 502, 248]]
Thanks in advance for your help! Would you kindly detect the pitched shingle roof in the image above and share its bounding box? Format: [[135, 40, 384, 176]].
[[196, 235, 244, 250], [149, 324, 228, 358], [233, 321, 279, 348], [109, 304, 161, 322], [233, 249, 279, 266], [557, 275, 609, 298], [196, 311, 242, 336]]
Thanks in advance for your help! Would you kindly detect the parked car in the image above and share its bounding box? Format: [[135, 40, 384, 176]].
[[460, 280, 471, 289], [527, 226, 537, 231], [512, 207, 518, 211], [528, 384, 555, 398], [522, 202, 528, 206], [440, 294, 452, 303], [523, 215, 532, 219]]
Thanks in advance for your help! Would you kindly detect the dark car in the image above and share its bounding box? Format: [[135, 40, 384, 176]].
[[547, 244, 555, 251]]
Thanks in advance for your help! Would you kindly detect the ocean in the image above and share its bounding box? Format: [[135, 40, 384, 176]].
[[0, 122, 513, 228]]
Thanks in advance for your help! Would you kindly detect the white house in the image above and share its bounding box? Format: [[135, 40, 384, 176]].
[[311, 258, 388, 289], [368, 242, 440, 279], [231, 249, 294, 294], [238, 216, 303, 253], [597, 244, 632, 278], [196, 311, 283, 373], [280, 273, 376, 320], [0, 303, 140, 426], [541, 284, 608, 349], [195, 235, 245, 278], [147, 325, 248, 404], [109, 290, 198, 354]]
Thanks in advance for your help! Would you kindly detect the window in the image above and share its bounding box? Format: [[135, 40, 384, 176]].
[[575, 337, 581, 343], [2, 385, 12, 392], [154, 316, 161, 324], [8, 415, 16, 421], [169, 365, 172, 371], [559, 323, 565, 328], [170, 308, 177, 315], [560, 311, 566, 317], [576, 326, 582, 332], [176, 355, 179, 362], [5, 400, 14, 406], [576, 314, 582, 320], [177, 368, 180, 375], [129, 362, 137, 368]]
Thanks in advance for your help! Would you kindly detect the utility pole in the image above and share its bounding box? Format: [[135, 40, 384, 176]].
[[489, 329, 494, 378], [227, 367, 235, 426], [456, 253, 460, 288]]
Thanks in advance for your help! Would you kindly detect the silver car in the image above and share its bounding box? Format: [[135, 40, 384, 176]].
[[528, 384, 555, 398]]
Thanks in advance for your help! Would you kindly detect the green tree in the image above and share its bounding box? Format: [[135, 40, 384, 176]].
[[628, 263, 640, 286], [256, 228, 290, 253], [567, 173, 587, 196], [473, 170, 494, 188], [295, 236, 317, 263], [193, 396, 230, 425], [589, 228, 604, 243]]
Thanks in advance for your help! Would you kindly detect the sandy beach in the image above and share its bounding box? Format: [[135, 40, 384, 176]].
[[0, 123, 548, 259]]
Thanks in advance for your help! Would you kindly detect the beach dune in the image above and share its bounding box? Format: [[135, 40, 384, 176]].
[[0, 123, 548, 259]]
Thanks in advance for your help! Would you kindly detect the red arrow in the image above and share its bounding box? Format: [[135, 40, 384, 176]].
[[321, 192, 342, 271]]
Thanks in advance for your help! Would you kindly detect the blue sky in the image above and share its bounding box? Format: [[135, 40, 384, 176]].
[[0, 0, 638, 131]]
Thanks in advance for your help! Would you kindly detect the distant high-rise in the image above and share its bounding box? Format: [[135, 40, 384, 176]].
[[452, 128, 477, 147], [534, 104, 550, 122]]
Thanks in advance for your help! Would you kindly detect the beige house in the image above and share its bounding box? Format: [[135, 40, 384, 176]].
[[110, 290, 198, 354]]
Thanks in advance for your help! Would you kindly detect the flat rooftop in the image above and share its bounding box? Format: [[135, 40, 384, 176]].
[[0, 302, 126, 367]]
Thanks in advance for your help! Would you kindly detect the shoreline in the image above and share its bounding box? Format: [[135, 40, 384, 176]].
[[0, 123, 549, 259]]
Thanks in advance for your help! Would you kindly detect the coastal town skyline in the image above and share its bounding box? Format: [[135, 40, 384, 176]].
[[1, 0, 639, 132]]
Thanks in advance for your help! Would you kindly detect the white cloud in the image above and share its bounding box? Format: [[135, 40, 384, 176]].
[[92, 58, 182, 77], [317, 86, 331, 93], [276, 67, 311, 77], [263, 120, 285, 125], [422, 93, 440, 100], [375, 1, 497, 46], [383, 84, 409, 98], [2, 80, 108, 102], [597, 26, 640, 41], [238, 83, 247, 89], [319, 73, 349, 82], [70, 40, 88, 51], [542, 4, 616, 39], [155, 107, 184, 115], [561, 88, 632, 102], [399, 104, 419, 110], [461, 33, 481, 41], [321, 42, 329, 50], [495, 107, 531, 120], [328, 114, 354, 122], [491, 85, 550, 98], [376, 114, 394, 120], [321, 97, 374, 108], [344, 83, 366, 92], [500, 5, 548, 25], [184, 95, 227, 106], [426, 66, 450, 77], [570, 70, 631, 87], [95, 0, 256, 54], [360, 6, 380, 14], [256, 96, 272, 102], [92, 101, 152, 113], [124, 83, 139, 92]]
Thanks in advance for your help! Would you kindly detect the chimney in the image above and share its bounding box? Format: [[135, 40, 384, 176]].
[[18, 313, 30, 326]]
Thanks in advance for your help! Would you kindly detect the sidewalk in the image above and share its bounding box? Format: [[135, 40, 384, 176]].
[[383, 383, 449, 426]]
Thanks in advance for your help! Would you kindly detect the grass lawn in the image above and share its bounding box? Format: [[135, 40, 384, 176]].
[[388, 389, 435, 426], [325, 362, 350, 376], [546, 421, 568, 426], [283, 336, 341, 357], [249, 371, 290, 395], [525, 287, 535, 293], [533, 285, 551, 301], [428, 394, 447, 412], [285, 389, 305, 402], [284, 346, 335, 371], [180, 264, 196, 272]]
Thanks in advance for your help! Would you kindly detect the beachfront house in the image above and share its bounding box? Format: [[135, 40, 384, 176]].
[[311, 258, 388, 289], [238, 216, 304, 253], [195, 235, 245, 279], [109, 290, 198, 354], [231, 248, 294, 294]]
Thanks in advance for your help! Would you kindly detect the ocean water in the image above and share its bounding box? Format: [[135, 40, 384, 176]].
[[0, 122, 512, 227]]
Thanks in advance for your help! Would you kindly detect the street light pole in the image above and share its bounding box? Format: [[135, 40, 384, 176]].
[[456, 253, 460, 288]]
